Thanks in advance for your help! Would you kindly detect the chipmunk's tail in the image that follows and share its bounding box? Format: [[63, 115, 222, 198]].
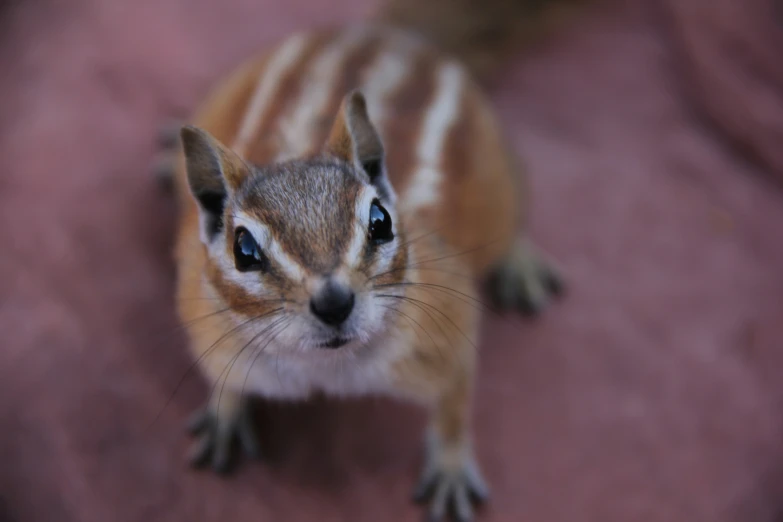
[[373, 0, 587, 85]]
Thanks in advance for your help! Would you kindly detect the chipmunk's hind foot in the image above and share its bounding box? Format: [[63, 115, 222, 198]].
[[485, 238, 564, 316], [186, 398, 260, 474]]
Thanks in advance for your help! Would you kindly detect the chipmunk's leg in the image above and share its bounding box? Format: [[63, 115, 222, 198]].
[[413, 374, 489, 522], [186, 389, 260, 474], [152, 153, 177, 190], [485, 237, 564, 316], [152, 119, 184, 190], [157, 119, 183, 150]]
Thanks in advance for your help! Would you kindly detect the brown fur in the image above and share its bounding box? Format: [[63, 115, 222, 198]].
[[380, 44, 440, 194], [241, 32, 337, 165], [171, 4, 566, 520], [242, 160, 361, 272]]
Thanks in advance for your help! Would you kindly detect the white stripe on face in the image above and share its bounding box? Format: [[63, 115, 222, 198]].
[[343, 185, 400, 276], [232, 32, 311, 157], [232, 211, 307, 284], [344, 185, 380, 268], [403, 62, 465, 211]]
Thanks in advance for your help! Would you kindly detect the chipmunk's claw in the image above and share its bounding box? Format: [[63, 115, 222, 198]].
[[413, 450, 489, 522], [185, 402, 260, 474], [541, 263, 564, 297], [413, 467, 488, 522]]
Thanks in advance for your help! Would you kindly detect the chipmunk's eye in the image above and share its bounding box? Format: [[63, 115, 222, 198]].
[[234, 227, 268, 272], [368, 199, 393, 244]]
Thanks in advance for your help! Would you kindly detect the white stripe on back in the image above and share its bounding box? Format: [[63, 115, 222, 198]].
[[403, 62, 465, 212], [232, 33, 311, 157], [276, 28, 371, 162], [360, 42, 415, 131]]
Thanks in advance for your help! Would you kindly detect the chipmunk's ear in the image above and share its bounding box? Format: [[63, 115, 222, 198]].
[[180, 125, 250, 241], [325, 90, 395, 202]]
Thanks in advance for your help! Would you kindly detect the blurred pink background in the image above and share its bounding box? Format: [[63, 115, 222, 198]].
[[1, 0, 782, 521]]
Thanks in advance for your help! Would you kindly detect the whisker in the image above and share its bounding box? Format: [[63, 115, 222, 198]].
[[211, 316, 287, 398], [377, 294, 477, 353], [215, 315, 289, 419], [379, 303, 430, 348], [367, 265, 474, 284], [145, 306, 232, 342], [366, 235, 503, 285], [175, 295, 293, 303], [378, 303, 449, 378], [393, 225, 446, 252], [374, 294, 450, 363], [241, 317, 294, 399], [144, 297, 294, 358], [275, 336, 283, 390], [374, 281, 494, 315], [408, 238, 503, 269], [409, 295, 477, 352], [375, 280, 535, 337], [146, 307, 284, 429], [141, 302, 275, 361]]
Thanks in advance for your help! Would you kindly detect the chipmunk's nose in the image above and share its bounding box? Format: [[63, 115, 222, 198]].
[[310, 280, 355, 326]]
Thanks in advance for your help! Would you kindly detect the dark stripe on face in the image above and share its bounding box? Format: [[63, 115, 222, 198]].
[[205, 256, 281, 318]]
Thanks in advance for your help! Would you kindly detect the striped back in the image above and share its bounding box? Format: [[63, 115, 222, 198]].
[[223, 26, 474, 219]]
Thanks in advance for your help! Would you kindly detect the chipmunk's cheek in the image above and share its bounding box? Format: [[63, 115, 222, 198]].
[[363, 296, 381, 323], [352, 294, 386, 332]]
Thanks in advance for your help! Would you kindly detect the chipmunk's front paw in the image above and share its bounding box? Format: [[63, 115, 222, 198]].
[[185, 400, 260, 474], [412, 451, 489, 522], [486, 239, 564, 316]]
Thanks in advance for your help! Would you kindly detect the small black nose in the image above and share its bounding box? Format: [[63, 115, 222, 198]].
[[310, 281, 355, 326]]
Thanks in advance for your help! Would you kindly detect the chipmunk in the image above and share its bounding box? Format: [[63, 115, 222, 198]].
[[164, 0, 572, 520]]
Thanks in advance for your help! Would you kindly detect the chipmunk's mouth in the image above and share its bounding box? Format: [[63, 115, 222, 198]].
[[315, 336, 353, 349]]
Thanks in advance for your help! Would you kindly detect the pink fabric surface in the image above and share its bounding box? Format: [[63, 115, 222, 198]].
[[1, 1, 782, 521], [661, 0, 783, 185]]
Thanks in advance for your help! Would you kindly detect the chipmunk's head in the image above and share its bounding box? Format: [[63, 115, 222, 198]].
[[181, 91, 409, 354]]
